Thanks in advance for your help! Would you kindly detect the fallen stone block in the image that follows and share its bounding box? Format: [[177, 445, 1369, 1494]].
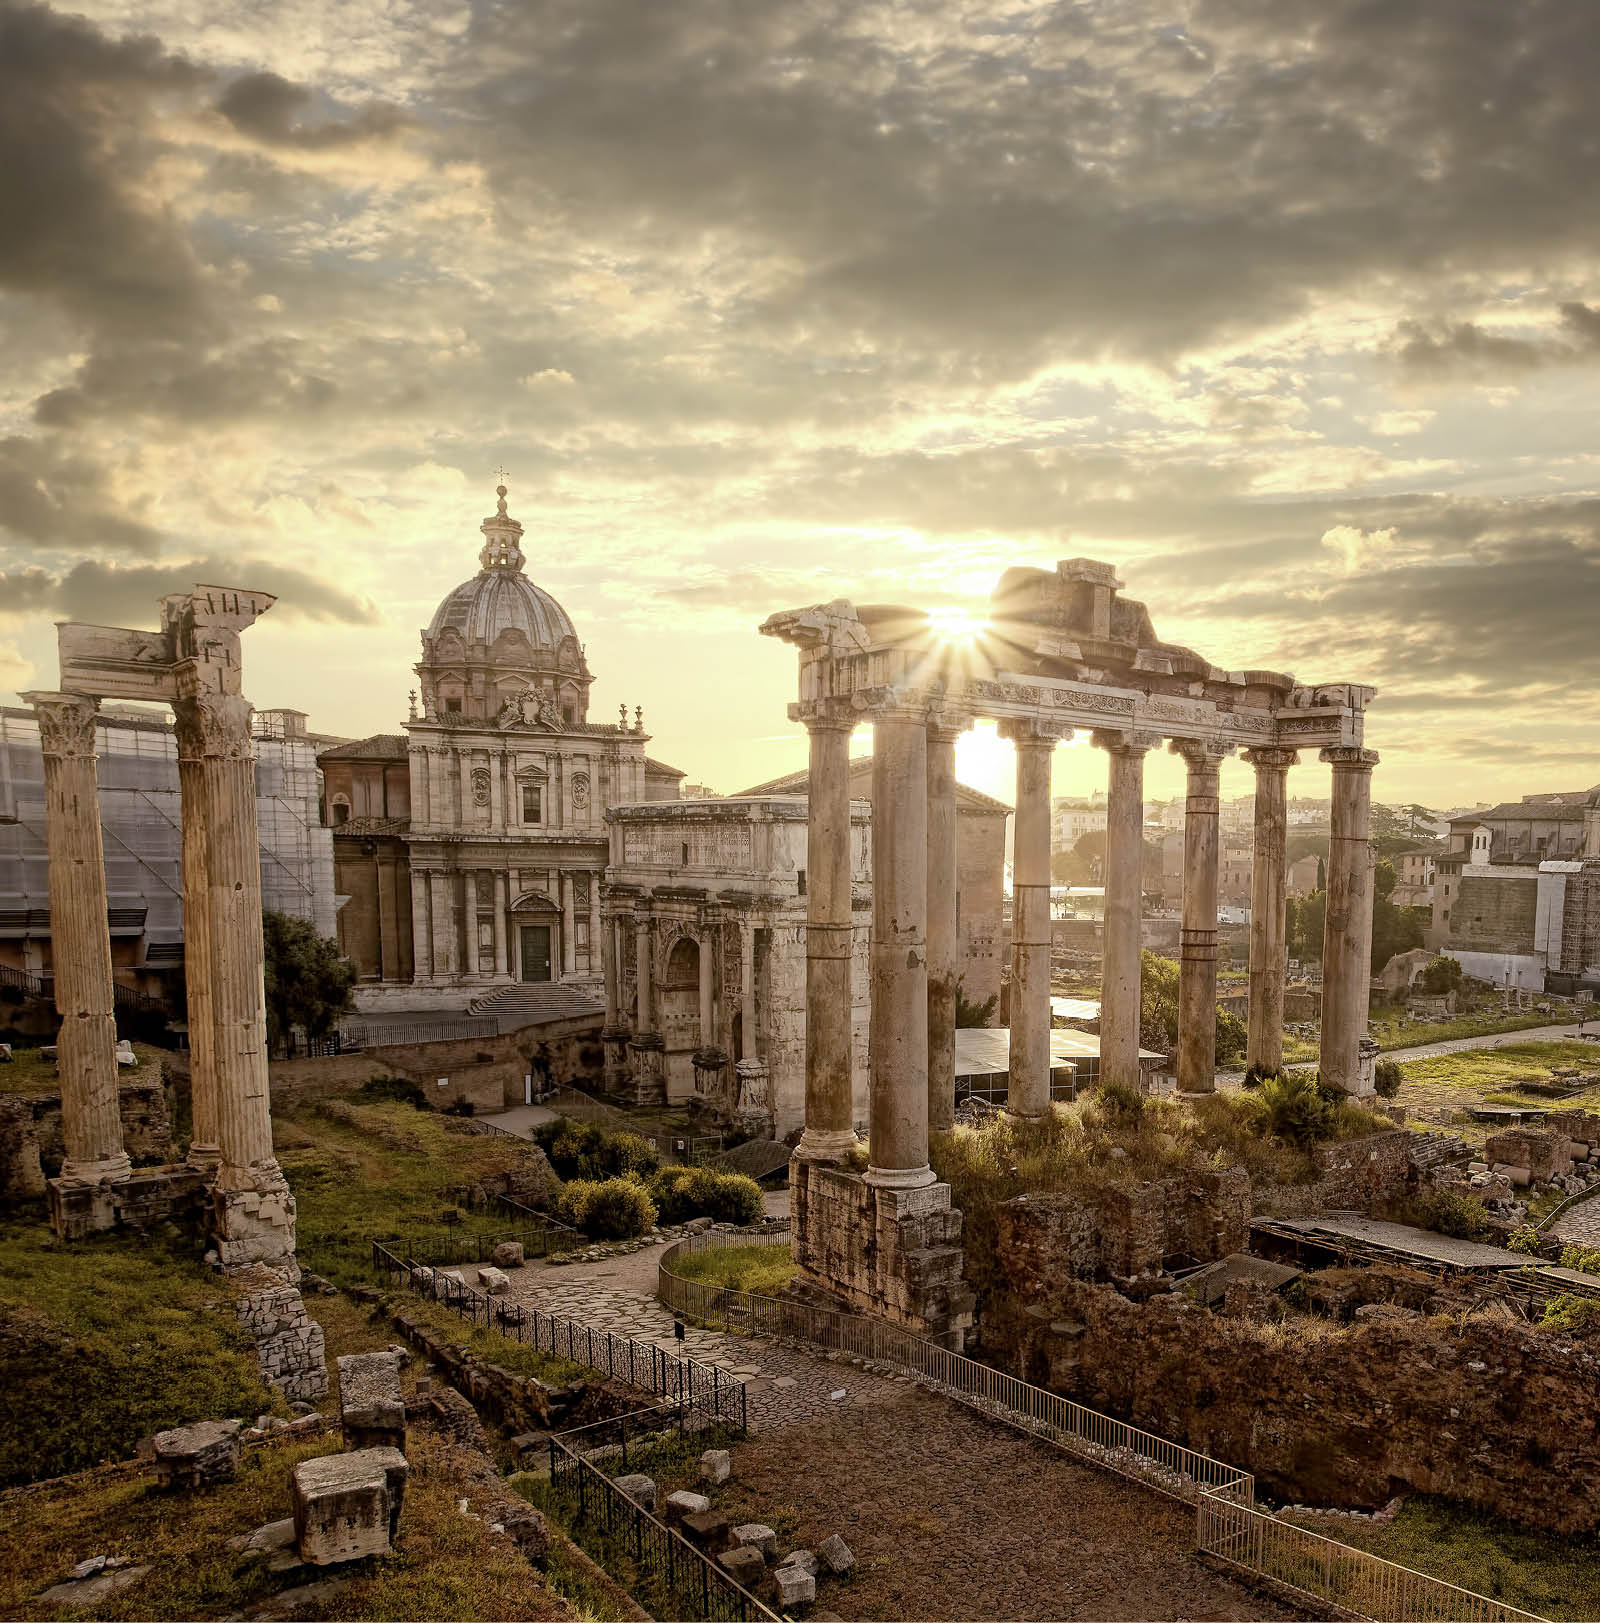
[[717, 1547, 766, 1587], [699, 1447, 731, 1485], [817, 1533, 856, 1574], [664, 1489, 711, 1522], [491, 1241, 525, 1268], [477, 1266, 510, 1295], [775, 1564, 817, 1606], [236, 1519, 296, 1556], [499, 1504, 549, 1563], [291, 1447, 409, 1565], [153, 1419, 242, 1491], [779, 1548, 819, 1575], [337, 1351, 406, 1452], [732, 1523, 776, 1559], [37, 1565, 151, 1609], [614, 1473, 656, 1512], [681, 1510, 731, 1550]]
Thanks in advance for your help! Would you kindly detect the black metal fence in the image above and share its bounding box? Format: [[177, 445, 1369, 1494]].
[[547, 1410, 778, 1623], [371, 1240, 747, 1431]]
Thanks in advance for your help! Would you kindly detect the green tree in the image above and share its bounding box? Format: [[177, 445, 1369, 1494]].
[[262, 910, 356, 1056], [1136, 949, 1246, 1065], [956, 979, 998, 1028], [1286, 892, 1326, 964], [1051, 830, 1106, 886], [1420, 955, 1463, 995], [1369, 860, 1426, 971]]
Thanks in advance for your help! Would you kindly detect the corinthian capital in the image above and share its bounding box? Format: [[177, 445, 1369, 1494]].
[[172, 691, 256, 761], [1242, 746, 1300, 771], [23, 692, 99, 759], [1320, 746, 1380, 772]]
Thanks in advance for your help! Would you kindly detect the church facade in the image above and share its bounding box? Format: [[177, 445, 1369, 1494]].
[[322, 486, 682, 1004]]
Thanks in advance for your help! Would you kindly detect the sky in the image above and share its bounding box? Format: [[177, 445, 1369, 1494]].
[[3, 0, 1598, 814]]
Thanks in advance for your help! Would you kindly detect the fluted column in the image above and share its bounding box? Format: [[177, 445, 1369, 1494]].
[[1173, 740, 1227, 1094], [799, 714, 857, 1160], [429, 871, 454, 978], [173, 701, 219, 1167], [926, 717, 967, 1133], [698, 926, 715, 1044], [1244, 747, 1297, 1075], [492, 871, 508, 977], [25, 692, 130, 1187], [1094, 731, 1157, 1089], [561, 871, 578, 977], [866, 708, 934, 1189], [741, 920, 757, 1061], [1321, 747, 1380, 1095], [192, 692, 277, 1185], [999, 718, 1065, 1116]]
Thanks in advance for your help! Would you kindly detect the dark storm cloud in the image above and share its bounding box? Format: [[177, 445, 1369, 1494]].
[[1393, 304, 1600, 377], [0, 1, 212, 338], [0, 557, 378, 625], [216, 70, 409, 148], [0, 436, 164, 556], [444, 0, 1600, 366]]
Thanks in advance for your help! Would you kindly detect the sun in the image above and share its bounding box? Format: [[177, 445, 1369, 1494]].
[[925, 606, 988, 642]]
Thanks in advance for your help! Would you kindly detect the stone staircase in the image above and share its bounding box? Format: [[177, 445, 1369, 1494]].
[[467, 982, 605, 1029]]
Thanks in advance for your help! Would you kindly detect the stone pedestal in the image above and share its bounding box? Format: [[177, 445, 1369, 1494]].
[[292, 1448, 409, 1565], [789, 1158, 974, 1348], [26, 692, 131, 1228], [732, 1057, 772, 1138], [1244, 748, 1296, 1076], [626, 1032, 666, 1105], [691, 1045, 731, 1118], [798, 716, 857, 1162], [600, 1024, 632, 1095], [154, 1419, 242, 1490], [1320, 747, 1379, 1096], [338, 1351, 406, 1452]]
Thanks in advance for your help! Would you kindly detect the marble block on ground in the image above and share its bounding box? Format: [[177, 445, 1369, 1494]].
[[718, 1547, 766, 1587], [337, 1352, 406, 1452], [664, 1489, 711, 1522], [153, 1419, 241, 1490], [699, 1447, 731, 1484], [775, 1564, 817, 1606], [614, 1474, 656, 1512], [291, 1447, 409, 1565], [732, 1523, 776, 1558]]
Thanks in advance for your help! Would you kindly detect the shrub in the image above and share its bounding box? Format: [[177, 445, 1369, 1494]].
[[1215, 1006, 1248, 1068], [1092, 1080, 1146, 1130], [354, 1076, 432, 1110], [555, 1176, 657, 1239], [1558, 1243, 1600, 1276], [1408, 1187, 1491, 1242], [443, 1096, 476, 1116], [1419, 955, 1463, 996], [1374, 1059, 1404, 1099], [1507, 1224, 1542, 1256], [1543, 1293, 1600, 1331], [534, 1120, 661, 1181], [649, 1166, 764, 1226], [1241, 1063, 1279, 1090], [1242, 1070, 1336, 1148]]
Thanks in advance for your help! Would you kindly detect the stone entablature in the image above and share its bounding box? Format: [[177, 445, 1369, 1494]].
[[602, 797, 872, 1131]]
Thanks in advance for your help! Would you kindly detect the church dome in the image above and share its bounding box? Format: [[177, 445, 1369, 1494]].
[[425, 484, 578, 658]]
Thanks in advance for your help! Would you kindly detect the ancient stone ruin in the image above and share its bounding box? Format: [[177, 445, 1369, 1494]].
[[762, 558, 1378, 1344], [24, 584, 325, 1399]]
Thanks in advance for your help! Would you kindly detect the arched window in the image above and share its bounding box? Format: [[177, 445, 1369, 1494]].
[[330, 795, 351, 827]]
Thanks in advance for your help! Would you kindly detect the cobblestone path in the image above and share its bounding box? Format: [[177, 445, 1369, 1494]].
[[1549, 1187, 1600, 1246]]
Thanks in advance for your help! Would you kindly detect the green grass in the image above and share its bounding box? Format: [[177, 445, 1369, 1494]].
[[1397, 1042, 1600, 1096], [0, 1041, 169, 1099], [0, 1430, 573, 1622], [667, 1243, 795, 1298], [1370, 1007, 1576, 1052], [396, 1294, 591, 1387], [0, 1217, 278, 1486], [1279, 1496, 1600, 1623]]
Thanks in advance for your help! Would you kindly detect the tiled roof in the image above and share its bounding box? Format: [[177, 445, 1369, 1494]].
[[645, 756, 686, 778], [735, 757, 1012, 814], [318, 733, 409, 760], [332, 816, 409, 836]]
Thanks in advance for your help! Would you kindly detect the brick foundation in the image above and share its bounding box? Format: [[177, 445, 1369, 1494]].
[[789, 1159, 974, 1348]]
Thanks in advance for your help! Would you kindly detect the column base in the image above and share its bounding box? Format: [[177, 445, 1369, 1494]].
[[212, 1161, 300, 1274], [793, 1126, 858, 1164], [187, 1144, 223, 1172], [600, 1025, 631, 1095], [624, 1033, 667, 1107], [863, 1162, 937, 1190], [790, 1159, 974, 1349], [59, 1151, 133, 1185]]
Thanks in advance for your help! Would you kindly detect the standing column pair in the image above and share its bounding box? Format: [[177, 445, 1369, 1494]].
[[24, 692, 132, 1192], [1321, 746, 1380, 1095], [997, 719, 1067, 1116]]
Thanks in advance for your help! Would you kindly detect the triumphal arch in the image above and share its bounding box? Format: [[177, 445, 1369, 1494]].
[[762, 558, 1377, 1345]]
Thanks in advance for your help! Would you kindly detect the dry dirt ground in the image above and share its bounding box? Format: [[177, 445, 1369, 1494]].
[[681, 1392, 1298, 1622]]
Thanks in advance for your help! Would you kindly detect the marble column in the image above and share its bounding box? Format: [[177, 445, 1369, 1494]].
[[429, 871, 454, 978], [1094, 731, 1157, 1090], [612, 917, 627, 1016], [492, 871, 508, 977], [798, 715, 856, 1160], [1320, 746, 1380, 1095], [741, 920, 758, 1062], [635, 908, 655, 1031], [410, 869, 431, 983], [926, 717, 965, 1134], [1244, 747, 1297, 1075], [25, 692, 131, 1189], [587, 874, 602, 975], [601, 905, 621, 1026], [1173, 740, 1226, 1095], [866, 709, 934, 1189], [561, 872, 578, 976], [698, 927, 715, 1044], [999, 719, 1063, 1116], [173, 700, 219, 1167]]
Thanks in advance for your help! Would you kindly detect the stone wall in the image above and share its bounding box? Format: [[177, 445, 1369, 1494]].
[[789, 1159, 975, 1346], [1252, 1130, 1415, 1220], [988, 1278, 1600, 1534], [1448, 873, 1539, 955], [233, 1270, 328, 1405], [267, 1017, 604, 1111], [1, 1079, 173, 1202], [995, 1168, 1251, 1285]]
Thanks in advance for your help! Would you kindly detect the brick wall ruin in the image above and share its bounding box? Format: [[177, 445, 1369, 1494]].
[[1, 1079, 172, 1202]]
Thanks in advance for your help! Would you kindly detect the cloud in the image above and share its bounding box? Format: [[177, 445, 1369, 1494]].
[[0, 557, 379, 626], [215, 69, 408, 148], [0, 436, 165, 556], [1392, 304, 1600, 378]]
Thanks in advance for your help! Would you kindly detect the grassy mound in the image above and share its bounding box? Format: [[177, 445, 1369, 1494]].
[[668, 1242, 796, 1298]]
